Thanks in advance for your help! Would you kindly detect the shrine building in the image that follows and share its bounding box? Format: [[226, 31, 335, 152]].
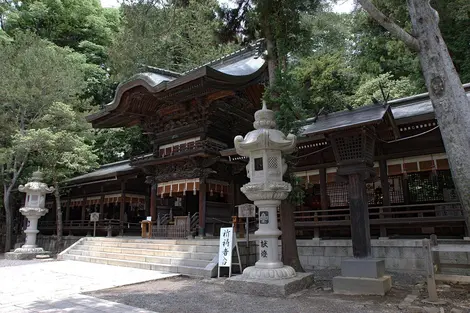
[[39, 41, 469, 240]]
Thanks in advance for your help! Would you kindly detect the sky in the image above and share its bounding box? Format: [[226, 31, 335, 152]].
[[100, 0, 356, 13]]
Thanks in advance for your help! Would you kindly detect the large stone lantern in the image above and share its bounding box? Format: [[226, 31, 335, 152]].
[[6, 170, 54, 259], [225, 102, 314, 297]]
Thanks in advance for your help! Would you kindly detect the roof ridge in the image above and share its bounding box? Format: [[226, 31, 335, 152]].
[[181, 39, 265, 75]]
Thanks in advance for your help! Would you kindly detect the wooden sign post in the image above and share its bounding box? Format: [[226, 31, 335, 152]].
[[218, 227, 242, 278], [90, 212, 100, 237]]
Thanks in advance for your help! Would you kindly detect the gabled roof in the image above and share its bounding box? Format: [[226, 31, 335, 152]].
[[87, 40, 266, 128], [301, 103, 392, 136], [63, 159, 134, 185]]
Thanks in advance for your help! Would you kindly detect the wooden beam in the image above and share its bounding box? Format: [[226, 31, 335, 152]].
[[120, 180, 126, 235], [348, 173, 372, 258], [150, 183, 157, 221], [199, 181, 207, 236], [379, 158, 390, 238]]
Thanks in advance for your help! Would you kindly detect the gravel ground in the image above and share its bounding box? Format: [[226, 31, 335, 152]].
[[0, 253, 54, 267], [89, 271, 415, 313]]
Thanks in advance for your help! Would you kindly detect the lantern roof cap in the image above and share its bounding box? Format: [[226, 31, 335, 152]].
[[234, 101, 296, 156]]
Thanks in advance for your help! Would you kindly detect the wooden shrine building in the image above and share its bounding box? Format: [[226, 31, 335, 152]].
[[39, 41, 470, 239]]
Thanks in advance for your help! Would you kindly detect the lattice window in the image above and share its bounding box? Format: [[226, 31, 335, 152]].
[[389, 175, 405, 204], [335, 135, 363, 161], [268, 157, 278, 169], [407, 170, 454, 203], [327, 182, 348, 207]]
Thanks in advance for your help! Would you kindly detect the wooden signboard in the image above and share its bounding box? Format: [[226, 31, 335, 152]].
[[218, 227, 242, 278]]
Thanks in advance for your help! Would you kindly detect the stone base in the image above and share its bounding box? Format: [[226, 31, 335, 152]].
[[5, 250, 52, 260], [333, 276, 392, 296], [224, 272, 314, 297], [341, 259, 385, 278]]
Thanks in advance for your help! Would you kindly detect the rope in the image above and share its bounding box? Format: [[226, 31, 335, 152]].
[[290, 145, 332, 159], [377, 125, 440, 144]]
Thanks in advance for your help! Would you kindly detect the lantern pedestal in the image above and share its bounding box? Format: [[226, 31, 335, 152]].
[[5, 171, 53, 260], [225, 102, 314, 297]]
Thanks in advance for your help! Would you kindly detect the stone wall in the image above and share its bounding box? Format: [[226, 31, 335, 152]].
[[294, 239, 470, 273], [237, 237, 470, 273], [35, 235, 81, 254]]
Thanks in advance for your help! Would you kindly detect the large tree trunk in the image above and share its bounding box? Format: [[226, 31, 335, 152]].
[[3, 192, 12, 252], [358, 0, 470, 235], [54, 182, 63, 252], [406, 0, 470, 233], [280, 200, 304, 272]]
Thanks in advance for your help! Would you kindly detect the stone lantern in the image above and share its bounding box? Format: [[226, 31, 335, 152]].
[[6, 170, 54, 260], [225, 102, 314, 297]]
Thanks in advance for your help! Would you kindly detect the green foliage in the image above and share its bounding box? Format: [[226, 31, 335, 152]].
[[92, 127, 151, 164], [350, 73, 420, 107], [2, 0, 119, 50], [13, 102, 98, 184], [110, 0, 237, 80], [0, 32, 88, 132], [292, 53, 359, 113]]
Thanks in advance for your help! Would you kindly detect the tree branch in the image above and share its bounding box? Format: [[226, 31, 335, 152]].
[[357, 0, 420, 52]]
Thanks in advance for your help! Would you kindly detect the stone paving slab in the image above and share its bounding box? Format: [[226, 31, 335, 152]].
[[3, 294, 156, 313], [0, 260, 177, 312]]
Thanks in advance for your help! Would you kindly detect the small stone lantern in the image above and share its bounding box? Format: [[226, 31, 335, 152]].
[[6, 170, 54, 259], [233, 101, 297, 280]]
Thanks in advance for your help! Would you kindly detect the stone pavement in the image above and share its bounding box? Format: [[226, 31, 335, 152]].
[[0, 260, 178, 312]]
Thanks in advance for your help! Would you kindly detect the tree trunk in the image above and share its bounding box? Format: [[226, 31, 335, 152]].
[[3, 192, 12, 253], [54, 182, 63, 252], [280, 200, 304, 272], [407, 0, 470, 229]]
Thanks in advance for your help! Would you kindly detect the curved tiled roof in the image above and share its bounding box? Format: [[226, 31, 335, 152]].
[[87, 40, 266, 126]]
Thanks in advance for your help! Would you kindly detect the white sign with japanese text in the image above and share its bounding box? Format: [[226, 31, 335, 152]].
[[237, 203, 256, 218], [90, 212, 100, 222], [218, 227, 234, 267]]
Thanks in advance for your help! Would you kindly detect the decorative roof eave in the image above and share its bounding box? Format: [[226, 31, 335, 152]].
[[87, 42, 267, 128], [86, 72, 175, 124]]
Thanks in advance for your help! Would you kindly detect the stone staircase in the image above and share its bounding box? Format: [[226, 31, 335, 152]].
[[58, 237, 219, 277]]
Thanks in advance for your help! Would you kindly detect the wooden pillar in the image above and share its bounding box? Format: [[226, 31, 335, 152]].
[[150, 183, 157, 221], [379, 159, 390, 238], [99, 194, 105, 218], [348, 173, 371, 258], [81, 195, 87, 226], [228, 180, 235, 216], [120, 180, 126, 236], [65, 196, 71, 222], [317, 168, 328, 238], [144, 194, 150, 217], [198, 181, 207, 236]]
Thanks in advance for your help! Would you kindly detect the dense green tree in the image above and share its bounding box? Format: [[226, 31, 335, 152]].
[[110, 0, 237, 80], [0, 32, 87, 252], [14, 102, 98, 250]]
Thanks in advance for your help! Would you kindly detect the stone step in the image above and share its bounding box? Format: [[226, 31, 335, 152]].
[[79, 241, 219, 253], [60, 254, 210, 277], [74, 245, 214, 260], [68, 249, 211, 267], [83, 237, 219, 246]]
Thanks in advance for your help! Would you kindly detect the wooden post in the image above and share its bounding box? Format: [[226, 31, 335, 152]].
[[318, 168, 328, 239], [423, 238, 438, 302], [150, 183, 157, 221], [199, 181, 207, 237], [81, 195, 87, 226], [99, 194, 105, 218], [144, 194, 150, 217], [379, 159, 390, 238], [120, 180, 126, 236], [65, 196, 71, 222], [430, 234, 441, 274], [348, 173, 371, 258]]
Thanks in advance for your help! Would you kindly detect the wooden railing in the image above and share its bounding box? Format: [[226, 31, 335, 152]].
[[291, 202, 464, 227], [131, 139, 227, 163]]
